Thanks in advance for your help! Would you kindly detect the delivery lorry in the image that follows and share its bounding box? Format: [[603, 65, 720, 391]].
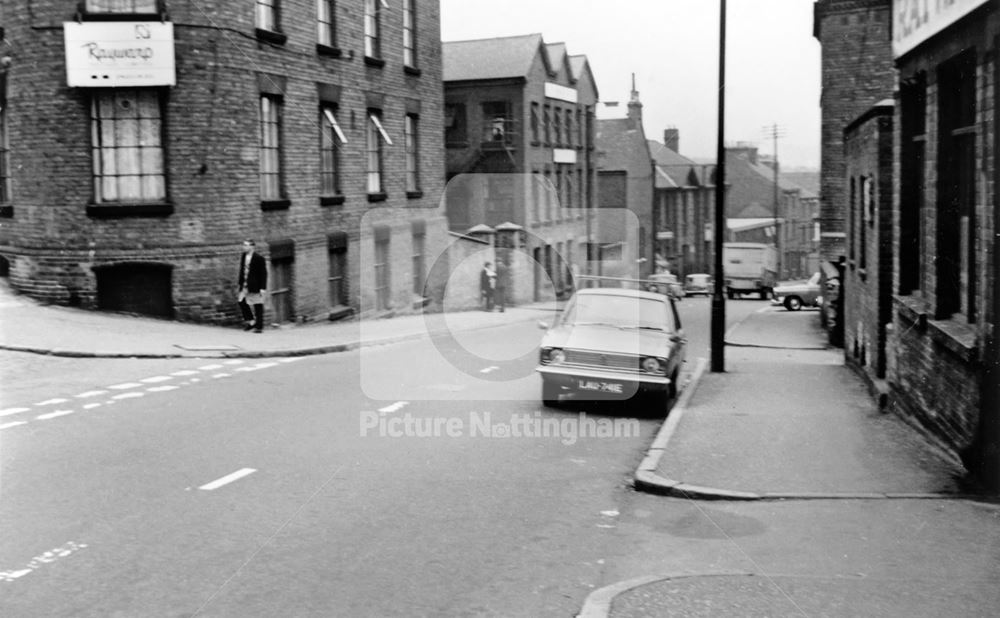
[[723, 242, 777, 299]]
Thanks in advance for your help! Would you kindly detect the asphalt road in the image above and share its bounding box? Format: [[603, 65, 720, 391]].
[[0, 297, 765, 617]]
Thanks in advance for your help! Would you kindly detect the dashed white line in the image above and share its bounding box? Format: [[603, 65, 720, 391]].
[[222, 360, 244, 365], [147, 385, 179, 393], [0, 407, 30, 418], [277, 357, 304, 363], [37, 410, 75, 421], [35, 398, 69, 406], [171, 370, 200, 377], [107, 382, 142, 390], [198, 468, 257, 491], [378, 401, 410, 414], [0, 421, 28, 430], [82, 403, 102, 410], [140, 376, 173, 384], [212, 373, 231, 379], [198, 364, 224, 371], [75, 390, 108, 399], [479, 366, 500, 374], [111, 392, 144, 400]]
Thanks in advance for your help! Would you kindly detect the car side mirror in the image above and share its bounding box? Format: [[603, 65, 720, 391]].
[[538, 321, 550, 330]]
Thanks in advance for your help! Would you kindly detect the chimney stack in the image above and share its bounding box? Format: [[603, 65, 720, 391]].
[[626, 73, 643, 127], [663, 128, 679, 152]]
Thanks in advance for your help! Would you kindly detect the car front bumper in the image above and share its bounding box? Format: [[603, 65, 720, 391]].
[[537, 364, 670, 398]]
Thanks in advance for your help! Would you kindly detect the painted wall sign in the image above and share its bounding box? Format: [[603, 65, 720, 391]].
[[893, 0, 989, 57], [544, 82, 578, 104], [64, 21, 176, 87]]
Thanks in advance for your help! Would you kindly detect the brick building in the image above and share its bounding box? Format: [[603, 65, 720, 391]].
[[0, 0, 448, 324], [594, 79, 655, 280], [647, 130, 718, 278], [843, 100, 894, 387], [887, 0, 999, 486], [442, 34, 598, 300]]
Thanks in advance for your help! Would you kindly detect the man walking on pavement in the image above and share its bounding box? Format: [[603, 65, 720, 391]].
[[480, 261, 496, 311], [494, 259, 508, 312], [237, 239, 268, 333]]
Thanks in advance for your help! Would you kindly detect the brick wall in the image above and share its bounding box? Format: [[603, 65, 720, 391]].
[[814, 0, 895, 262], [0, 0, 447, 325]]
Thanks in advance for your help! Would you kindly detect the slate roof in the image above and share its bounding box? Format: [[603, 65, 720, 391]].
[[545, 42, 569, 79], [443, 33, 546, 82], [596, 118, 650, 172]]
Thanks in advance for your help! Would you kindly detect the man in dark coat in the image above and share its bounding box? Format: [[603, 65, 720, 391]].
[[480, 261, 495, 311], [494, 260, 508, 312], [236, 239, 268, 332]]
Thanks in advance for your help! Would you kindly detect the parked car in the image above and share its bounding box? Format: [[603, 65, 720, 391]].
[[536, 286, 687, 413], [684, 273, 712, 296], [647, 272, 685, 299], [772, 272, 822, 311]]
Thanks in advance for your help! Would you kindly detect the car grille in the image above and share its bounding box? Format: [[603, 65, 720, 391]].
[[564, 350, 638, 371]]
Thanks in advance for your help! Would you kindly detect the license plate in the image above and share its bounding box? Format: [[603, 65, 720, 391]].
[[578, 380, 623, 394]]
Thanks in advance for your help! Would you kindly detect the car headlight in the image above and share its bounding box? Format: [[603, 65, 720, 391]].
[[542, 348, 566, 364], [641, 357, 665, 374]]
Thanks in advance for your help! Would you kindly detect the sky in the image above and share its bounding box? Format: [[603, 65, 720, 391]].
[[439, 0, 822, 169]]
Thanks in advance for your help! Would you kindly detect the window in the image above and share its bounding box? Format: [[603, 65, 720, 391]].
[[320, 105, 345, 197], [412, 226, 425, 295], [935, 51, 977, 321], [543, 169, 552, 221], [576, 108, 583, 148], [256, 0, 279, 31], [375, 234, 391, 310], [402, 0, 416, 68], [270, 254, 294, 323], [543, 105, 551, 144], [317, 0, 336, 47], [531, 171, 541, 223], [482, 101, 511, 143], [85, 0, 157, 12], [553, 107, 562, 147], [555, 168, 563, 216], [0, 95, 10, 205], [860, 176, 870, 272], [848, 177, 856, 263], [259, 94, 283, 201], [90, 89, 165, 203], [566, 170, 573, 209], [405, 114, 420, 193], [444, 103, 467, 146], [328, 234, 348, 307], [364, 0, 381, 59], [530, 102, 540, 143], [565, 109, 573, 148], [366, 109, 391, 195], [899, 72, 926, 295]]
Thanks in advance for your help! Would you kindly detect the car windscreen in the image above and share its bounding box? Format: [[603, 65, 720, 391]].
[[559, 294, 673, 331]]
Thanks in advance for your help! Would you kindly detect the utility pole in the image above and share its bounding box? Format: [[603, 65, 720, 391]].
[[711, 0, 727, 373], [763, 123, 785, 280]]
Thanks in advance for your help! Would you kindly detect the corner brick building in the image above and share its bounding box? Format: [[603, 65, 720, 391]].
[[0, 0, 448, 324]]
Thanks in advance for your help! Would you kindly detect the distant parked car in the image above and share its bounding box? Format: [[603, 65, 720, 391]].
[[684, 273, 712, 296], [647, 272, 685, 299], [772, 272, 822, 311]]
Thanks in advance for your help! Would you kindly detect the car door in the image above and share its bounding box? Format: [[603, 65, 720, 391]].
[[667, 296, 687, 374]]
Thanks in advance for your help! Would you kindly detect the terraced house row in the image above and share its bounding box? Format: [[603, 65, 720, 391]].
[[0, 0, 448, 323]]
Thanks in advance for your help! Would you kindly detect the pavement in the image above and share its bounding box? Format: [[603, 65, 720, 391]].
[[0, 279, 559, 359], [580, 304, 998, 618]]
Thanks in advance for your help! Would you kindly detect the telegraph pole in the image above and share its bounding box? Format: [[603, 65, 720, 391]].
[[763, 123, 785, 279], [711, 0, 727, 373]]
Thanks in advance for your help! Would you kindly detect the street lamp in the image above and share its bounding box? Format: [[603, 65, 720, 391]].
[[711, 0, 727, 373]]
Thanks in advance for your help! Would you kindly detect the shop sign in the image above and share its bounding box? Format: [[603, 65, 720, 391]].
[[893, 0, 988, 57], [64, 21, 175, 87]]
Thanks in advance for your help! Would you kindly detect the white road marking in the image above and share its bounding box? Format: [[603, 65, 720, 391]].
[[107, 382, 142, 390], [254, 362, 278, 369], [82, 403, 102, 410], [277, 357, 304, 363], [140, 376, 173, 384], [75, 390, 108, 398], [190, 378, 201, 383], [35, 398, 69, 406], [170, 370, 199, 376], [222, 360, 244, 365], [37, 410, 75, 420], [0, 542, 88, 582], [0, 421, 27, 430], [600, 510, 620, 517], [198, 468, 257, 491], [378, 401, 409, 414], [479, 366, 500, 374], [198, 364, 224, 370], [111, 392, 144, 400], [212, 373, 231, 379], [0, 407, 30, 418], [147, 385, 179, 393]]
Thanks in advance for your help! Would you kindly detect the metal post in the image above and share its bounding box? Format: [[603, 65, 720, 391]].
[[772, 125, 781, 280], [711, 0, 727, 373]]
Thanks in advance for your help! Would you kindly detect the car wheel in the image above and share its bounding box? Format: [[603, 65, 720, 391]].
[[542, 381, 560, 407], [784, 296, 803, 311]]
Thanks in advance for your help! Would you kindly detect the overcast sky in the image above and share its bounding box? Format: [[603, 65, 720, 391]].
[[439, 0, 822, 169]]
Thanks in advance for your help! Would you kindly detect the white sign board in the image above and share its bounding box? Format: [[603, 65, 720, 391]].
[[553, 148, 577, 164], [893, 0, 988, 58], [65, 21, 175, 87], [544, 82, 578, 104]]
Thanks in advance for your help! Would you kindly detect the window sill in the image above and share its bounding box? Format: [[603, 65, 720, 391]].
[[255, 28, 288, 46], [321, 195, 346, 206], [406, 191, 423, 200], [364, 56, 386, 68], [86, 202, 174, 218], [927, 317, 978, 363], [894, 294, 927, 331], [403, 65, 422, 77], [260, 198, 291, 211], [531, 140, 541, 147], [367, 192, 388, 203], [329, 305, 354, 322], [0, 205, 12, 218], [316, 44, 343, 58]]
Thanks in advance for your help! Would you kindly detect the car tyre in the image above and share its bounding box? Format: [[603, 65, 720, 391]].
[[668, 369, 679, 401], [542, 381, 560, 407], [784, 296, 803, 311]]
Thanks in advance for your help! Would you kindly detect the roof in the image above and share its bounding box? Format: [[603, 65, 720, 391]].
[[545, 42, 569, 79], [647, 140, 697, 167], [443, 33, 546, 82], [596, 118, 650, 172]]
